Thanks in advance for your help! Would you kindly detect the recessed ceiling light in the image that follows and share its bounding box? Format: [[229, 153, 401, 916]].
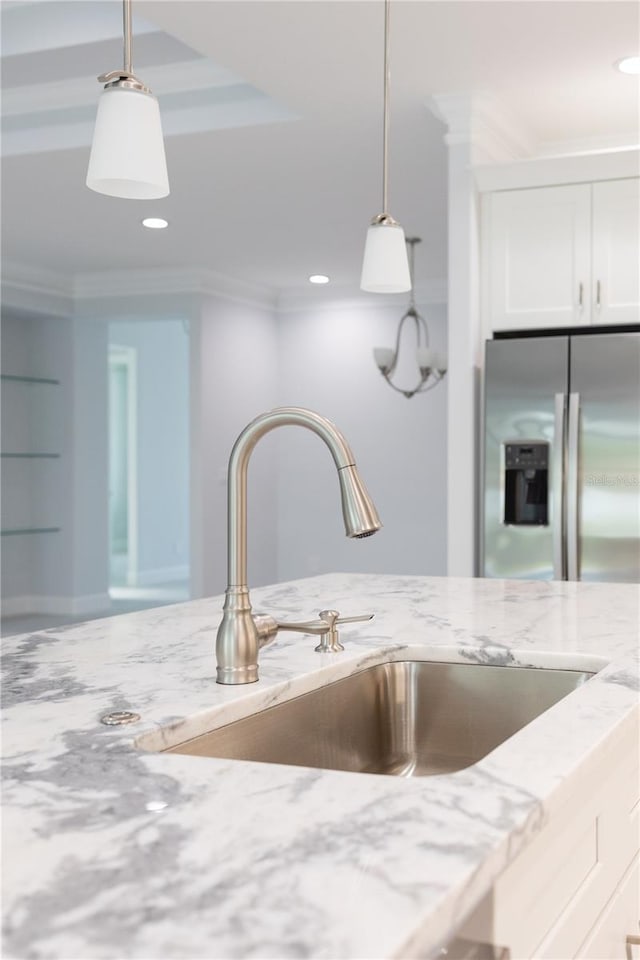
[[142, 217, 169, 229], [616, 56, 640, 75], [308, 274, 330, 284]]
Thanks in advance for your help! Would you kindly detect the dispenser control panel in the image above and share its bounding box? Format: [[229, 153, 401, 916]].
[[505, 443, 549, 471], [503, 441, 549, 526]]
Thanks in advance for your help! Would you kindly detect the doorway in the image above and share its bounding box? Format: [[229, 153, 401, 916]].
[[107, 318, 190, 608]]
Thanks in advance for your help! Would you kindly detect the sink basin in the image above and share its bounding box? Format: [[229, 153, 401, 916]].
[[159, 660, 593, 777]]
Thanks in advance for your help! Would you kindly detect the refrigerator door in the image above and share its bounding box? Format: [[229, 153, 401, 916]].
[[569, 332, 640, 582], [484, 337, 569, 579]]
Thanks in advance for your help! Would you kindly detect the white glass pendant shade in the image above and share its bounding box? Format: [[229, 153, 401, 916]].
[[374, 346, 395, 372], [417, 346, 434, 371], [86, 86, 169, 199], [434, 352, 448, 373], [361, 221, 411, 293]]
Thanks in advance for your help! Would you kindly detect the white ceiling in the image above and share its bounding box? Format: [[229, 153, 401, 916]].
[[1, 0, 638, 298]]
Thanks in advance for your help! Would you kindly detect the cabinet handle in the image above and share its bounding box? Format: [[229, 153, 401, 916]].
[[578, 282, 584, 309], [566, 393, 580, 581], [596, 279, 602, 309], [553, 393, 566, 580]]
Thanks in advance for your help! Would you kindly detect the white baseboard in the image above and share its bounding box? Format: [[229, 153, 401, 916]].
[[133, 565, 189, 587], [1, 596, 35, 617], [1, 593, 111, 618]]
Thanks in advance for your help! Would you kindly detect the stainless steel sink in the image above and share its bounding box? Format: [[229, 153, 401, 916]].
[[162, 661, 593, 777]]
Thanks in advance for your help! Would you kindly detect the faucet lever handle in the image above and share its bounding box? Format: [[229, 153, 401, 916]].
[[314, 609, 374, 654], [332, 612, 375, 626]]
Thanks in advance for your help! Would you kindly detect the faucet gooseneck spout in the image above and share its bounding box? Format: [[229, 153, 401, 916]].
[[215, 407, 382, 684]]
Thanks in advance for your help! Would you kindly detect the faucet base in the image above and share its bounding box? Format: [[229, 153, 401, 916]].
[[215, 586, 261, 685], [216, 664, 259, 685]]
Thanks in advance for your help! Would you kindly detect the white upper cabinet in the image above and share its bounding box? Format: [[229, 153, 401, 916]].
[[483, 178, 639, 332], [486, 184, 591, 331], [592, 178, 640, 326]]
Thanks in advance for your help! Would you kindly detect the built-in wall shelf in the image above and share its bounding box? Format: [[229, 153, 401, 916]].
[[1, 368, 63, 581], [1, 374, 60, 385], [1, 527, 61, 537], [1, 453, 60, 459]]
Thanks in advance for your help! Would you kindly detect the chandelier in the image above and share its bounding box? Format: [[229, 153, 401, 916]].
[[373, 237, 447, 398]]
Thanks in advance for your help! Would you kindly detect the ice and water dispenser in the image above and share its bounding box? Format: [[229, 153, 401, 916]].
[[503, 442, 549, 526]]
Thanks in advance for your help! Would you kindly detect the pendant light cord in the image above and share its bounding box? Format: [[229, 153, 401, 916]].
[[408, 238, 416, 309], [382, 0, 390, 217], [123, 0, 133, 74]]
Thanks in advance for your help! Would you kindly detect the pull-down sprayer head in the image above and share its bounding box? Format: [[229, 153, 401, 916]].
[[338, 464, 382, 538]]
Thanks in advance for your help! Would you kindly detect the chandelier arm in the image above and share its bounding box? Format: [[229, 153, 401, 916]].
[[408, 238, 416, 310], [380, 367, 431, 399], [391, 309, 413, 368], [417, 312, 430, 347], [411, 309, 431, 350], [416, 373, 445, 394]]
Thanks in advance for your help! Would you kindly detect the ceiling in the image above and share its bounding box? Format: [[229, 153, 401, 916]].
[[1, 0, 638, 299]]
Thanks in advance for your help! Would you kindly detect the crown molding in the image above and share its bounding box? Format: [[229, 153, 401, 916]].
[[1, 259, 74, 317], [427, 93, 535, 163], [1, 262, 447, 318], [276, 278, 447, 314], [427, 92, 639, 173], [74, 266, 277, 310], [1, 259, 72, 297], [474, 146, 640, 193], [1, 260, 277, 313], [535, 133, 640, 159], [198, 268, 278, 309]]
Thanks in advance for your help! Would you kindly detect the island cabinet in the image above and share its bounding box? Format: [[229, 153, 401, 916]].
[[458, 707, 640, 959], [482, 177, 640, 332]]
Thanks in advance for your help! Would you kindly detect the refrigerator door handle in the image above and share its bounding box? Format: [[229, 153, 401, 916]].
[[553, 393, 566, 580], [566, 392, 581, 581]]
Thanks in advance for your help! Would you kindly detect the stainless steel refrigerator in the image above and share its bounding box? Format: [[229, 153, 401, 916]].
[[482, 331, 640, 582]]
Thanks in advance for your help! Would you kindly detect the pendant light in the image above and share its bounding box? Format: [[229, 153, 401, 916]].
[[373, 237, 447, 398], [86, 0, 169, 199], [360, 0, 410, 293]]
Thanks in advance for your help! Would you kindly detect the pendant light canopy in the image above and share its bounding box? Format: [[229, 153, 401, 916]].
[[360, 0, 410, 293], [86, 0, 169, 199]]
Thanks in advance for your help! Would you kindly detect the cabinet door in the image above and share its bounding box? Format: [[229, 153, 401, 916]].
[[592, 178, 640, 326], [576, 855, 640, 959], [487, 184, 591, 331]]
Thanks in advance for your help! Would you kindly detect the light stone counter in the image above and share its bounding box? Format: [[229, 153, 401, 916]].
[[2, 573, 639, 959]]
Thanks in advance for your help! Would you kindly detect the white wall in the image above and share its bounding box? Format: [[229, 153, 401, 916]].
[[109, 319, 190, 583], [192, 294, 279, 598], [274, 299, 448, 582]]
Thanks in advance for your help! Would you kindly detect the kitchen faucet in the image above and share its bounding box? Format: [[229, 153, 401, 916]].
[[216, 407, 382, 684]]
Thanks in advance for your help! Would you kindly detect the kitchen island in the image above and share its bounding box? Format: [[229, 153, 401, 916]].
[[2, 573, 639, 959]]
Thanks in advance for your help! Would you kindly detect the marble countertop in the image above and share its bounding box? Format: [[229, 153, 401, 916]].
[[2, 573, 639, 960]]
